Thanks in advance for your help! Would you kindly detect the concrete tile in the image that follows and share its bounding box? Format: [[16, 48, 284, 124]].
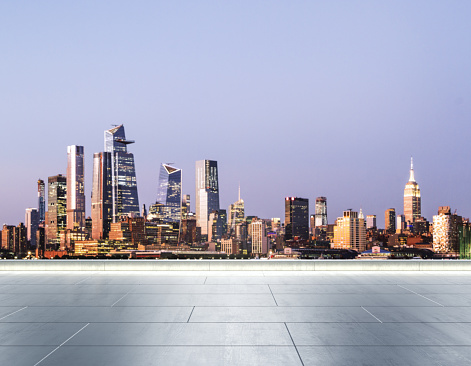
[[297, 346, 439, 366], [362, 323, 471, 346], [0, 306, 192, 323], [287, 323, 382, 346], [1, 284, 135, 294], [425, 293, 471, 306], [275, 293, 439, 307], [190, 306, 377, 323], [364, 306, 471, 323], [0, 307, 23, 319], [130, 284, 270, 294], [269, 284, 409, 294], [81, 276, 206, 285], [400, 284, 471, 294], [41, 346, 302, 366], [0, 323, 87, 345], [67, 323, 293, 346], [0, 346, 56, 366], [0, 293, 126, 307], [116, 293, 276, 306]]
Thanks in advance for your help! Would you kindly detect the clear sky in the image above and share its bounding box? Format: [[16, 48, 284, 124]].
[[1, 1, 470, 228]]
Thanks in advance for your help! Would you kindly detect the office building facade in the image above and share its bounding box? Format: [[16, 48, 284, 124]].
[[37, 179, 45, 222], [66, 145, 85, 231], [314, 197, 328, 227], [104, 125, 139, 222], [47, 174, 67, 247], [332, 209, 366, 252], [195, 160, 219, 236], [284, 197, 309, 241], [385, 208, 396, 233], [25, 208, 39, 248], [91, 152, 113, 240], [156, 163, 182, 223]]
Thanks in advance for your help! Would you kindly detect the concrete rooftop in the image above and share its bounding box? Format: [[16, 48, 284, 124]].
[[2, 268, 471, 365]]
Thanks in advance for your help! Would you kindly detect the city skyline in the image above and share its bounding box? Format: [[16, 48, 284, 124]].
[[1, 2, 471, 227]]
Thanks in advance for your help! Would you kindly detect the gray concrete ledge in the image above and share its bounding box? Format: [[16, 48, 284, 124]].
[[0, 259, 471, 271]]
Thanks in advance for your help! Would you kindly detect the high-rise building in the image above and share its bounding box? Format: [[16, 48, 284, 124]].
[[366, 215, 376, 229], [156, 163, 182, 223], [433, 206, 461, 254], [25, 208, 39, 248], [284, 197, 309, 241], [404, 157, 421, 224], [332, 209, 366, 252], [250, 219, 268, 254], [208, 210, 227, 242], [195, 160, 219, 236], [104, 125, 139, 222], [396, 214, 405, 233], [91, 152, 113, 240], [385, 208, 396, 233], [228, 185, 245, 234], [47, 174, 67, 247], [37, 179, 45, 222], [66, 145, 85, 231], [181, 194, 190, 220], [314, 197, 328, 227]]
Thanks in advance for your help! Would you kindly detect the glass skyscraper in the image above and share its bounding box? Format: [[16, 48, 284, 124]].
[[314, 197, 328, 227], [66, 145, 85, 231], [156, 163, 182, 223], [104, 125, 139, 222], [284, 197, 309, 241], [37, 179, 45, 222], [195, 160, 219, 236], [47, 174, 67, 247], [91, 152, 113, 240]]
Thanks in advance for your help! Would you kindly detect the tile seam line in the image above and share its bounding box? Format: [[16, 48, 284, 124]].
[[397, 285, 444, 307], [268, 284, 278, 306], [284, 323, 305, 366], [361, 306, 383, 323], [33, 323, 90, 366], [110, 291, 131, 307], [0, 306, 27, 320], [187, 306, 195, 322]]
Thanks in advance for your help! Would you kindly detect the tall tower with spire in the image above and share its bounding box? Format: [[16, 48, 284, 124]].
[[404, 157, 421, 225], [228, 184, 245, 235]]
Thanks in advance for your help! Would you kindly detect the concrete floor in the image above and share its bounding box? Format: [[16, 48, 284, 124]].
[[1, 270, 471, 365]]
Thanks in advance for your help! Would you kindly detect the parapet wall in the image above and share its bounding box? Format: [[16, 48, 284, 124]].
[[0, 259, 471, 271]]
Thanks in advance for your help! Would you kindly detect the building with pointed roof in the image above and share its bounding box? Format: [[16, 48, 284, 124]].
[[404, 157, 421, 225]]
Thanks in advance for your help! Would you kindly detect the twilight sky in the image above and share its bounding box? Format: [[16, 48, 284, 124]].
[[1, 1, 470, 228]]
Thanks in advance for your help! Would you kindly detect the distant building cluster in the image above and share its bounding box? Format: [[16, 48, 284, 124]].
[[2, 127, 471, 260]]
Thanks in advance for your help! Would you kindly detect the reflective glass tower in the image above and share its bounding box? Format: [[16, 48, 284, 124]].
[[104, 125, 139, 222], [195, 160, 219, 236], [156, 163, 182, 223], [37, 179, 45, 222], [285, 197, 309, 241], [66, 145, 85, 231], [314, 197, 328, 227], [404, 157, 421, 225], [47, 174, 67, 247], [91, 152, 113, 239]]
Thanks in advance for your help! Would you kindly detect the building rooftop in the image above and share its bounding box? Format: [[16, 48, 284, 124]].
[[1, 263, 471, 365]]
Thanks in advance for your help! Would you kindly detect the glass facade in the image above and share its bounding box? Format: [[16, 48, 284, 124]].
[[284, 197, 309, 241], [91, 152, 113, 240], [156, 163, 182, 223], [66, 145, 85, 231], [314, 197, 327, 227], [104, 125, 139, 222], [37, 179, 45, 222], [195, 160, 220, 236], [47, 174, 67, 247]]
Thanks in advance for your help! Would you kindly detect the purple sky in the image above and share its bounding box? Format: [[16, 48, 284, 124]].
[[1, 1, 471, 228]]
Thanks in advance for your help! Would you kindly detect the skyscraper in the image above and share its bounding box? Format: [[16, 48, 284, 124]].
[[314, 197, 328, 227], [250, 219, 268, 254], [66, 145, 85, 231], [37, 179, 45, 222], [385, 208, 396, 233], [91, 152, 113, 240], [433, 206, 461, 254], [366, 215, 376, 229], [333, 209, 366, 252], [404, 157, 421, 225], [25, 208, 39, 247], [156, 163, 182, 223], [47, 174, 67, 247], [104, 125, 139, 222], [195, 160, 219, 236], [285, 197, 309, 241], [228, 185, 245, 234]]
